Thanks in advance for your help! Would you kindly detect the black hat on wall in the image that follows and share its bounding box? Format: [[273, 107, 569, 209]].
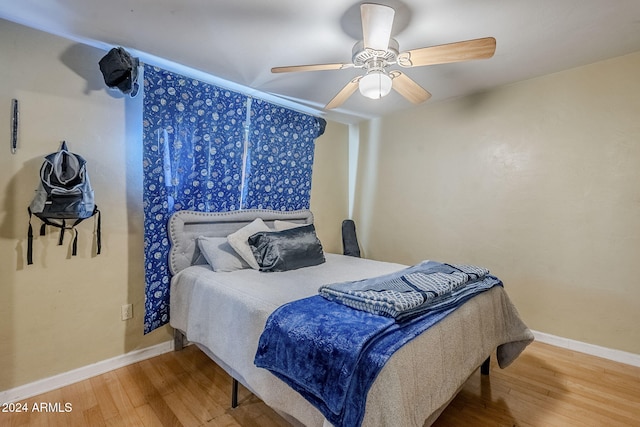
[[99, 47, 140, 96]]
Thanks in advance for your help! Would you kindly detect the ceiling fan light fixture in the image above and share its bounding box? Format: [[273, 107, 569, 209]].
[[359, 70, 392, 99]]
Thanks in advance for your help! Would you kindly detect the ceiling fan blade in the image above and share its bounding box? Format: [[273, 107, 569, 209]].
[[397, 37, 496, 68], [325, 77, 360, 110], [390, 71, 432, 104], [361, 3, 395, 51], [271, 63, 353, 73]]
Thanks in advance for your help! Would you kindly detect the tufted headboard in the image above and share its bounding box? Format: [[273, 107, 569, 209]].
[[168, 209, 315, 275]]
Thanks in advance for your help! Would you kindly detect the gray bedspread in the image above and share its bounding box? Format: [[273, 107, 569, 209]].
[[170, 253, 533, 427]]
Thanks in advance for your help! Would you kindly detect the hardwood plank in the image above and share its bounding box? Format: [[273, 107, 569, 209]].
[[161, 391, 203, 426], [2, 408, 33, 427], [89, 375, 120, 420], [154, 351, 220, 423], [175, 366, 228, 420], [82, 405, 105, 427], [134, 403, 164, 427], [139, 359, 178, 397], [122, 363, 158, 403], [174, 347, 241, 410], [62, 379, 97, 412], [433, 342, 640, 427], [203, 412, 242, 427], [114, 365, 148, 408], [104, 414, 126, 427], [5, 340, 640, 426], [493, 344, 640, 423], [102, 371, 145, 426], [145, 395, 182, 427], [124, 362, 183, 427], [226, 394, 288, 427], [33, 388, 68, 427]]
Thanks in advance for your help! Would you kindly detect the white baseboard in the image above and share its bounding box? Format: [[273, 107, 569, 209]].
[[531, 330, 640, 368], [0, 340, 174, 404]]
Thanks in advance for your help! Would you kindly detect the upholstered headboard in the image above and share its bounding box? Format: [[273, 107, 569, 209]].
[[168, 209, 315, 275]]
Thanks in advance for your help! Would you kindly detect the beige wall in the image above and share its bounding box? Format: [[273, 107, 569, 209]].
[[0, 19, 350, 391], [311, 122, 350, 254], [0, 19, 173, 391], [353, 52, 640, 354]]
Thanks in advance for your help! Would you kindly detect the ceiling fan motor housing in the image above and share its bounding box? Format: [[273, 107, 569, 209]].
[[352, 38, 399, 70]]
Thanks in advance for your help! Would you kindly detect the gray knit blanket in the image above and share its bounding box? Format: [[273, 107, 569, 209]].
[[319, 260, 497, 322]]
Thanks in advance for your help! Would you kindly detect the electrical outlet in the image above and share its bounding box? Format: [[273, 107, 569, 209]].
[[121, 304, 133, 321]]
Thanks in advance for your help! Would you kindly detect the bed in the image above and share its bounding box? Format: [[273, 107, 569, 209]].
[[168, 209, 533, 427]]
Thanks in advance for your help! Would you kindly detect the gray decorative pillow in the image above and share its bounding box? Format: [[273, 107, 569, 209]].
[[248, 224, 325, 272], [197, 236, 250, 272], [273, 220, 305, 231], [227, 218, 271, 269]]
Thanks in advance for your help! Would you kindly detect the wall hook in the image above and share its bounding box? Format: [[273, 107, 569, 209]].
[[11, 99, 19, 154]]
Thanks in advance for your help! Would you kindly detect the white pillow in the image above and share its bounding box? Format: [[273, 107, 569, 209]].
[[274, 220, 306, 231], [197, 236, 250, 272], [227, 218, 270, 269]]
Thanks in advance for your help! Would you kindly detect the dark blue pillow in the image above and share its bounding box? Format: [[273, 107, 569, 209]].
[[248, 224, 325, 272]]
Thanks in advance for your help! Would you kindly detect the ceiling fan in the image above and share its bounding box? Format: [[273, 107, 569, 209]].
[[271, 3, 496, 110]]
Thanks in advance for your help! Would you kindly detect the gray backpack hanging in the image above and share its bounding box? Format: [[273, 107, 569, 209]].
[[27, 141, 101, 264]]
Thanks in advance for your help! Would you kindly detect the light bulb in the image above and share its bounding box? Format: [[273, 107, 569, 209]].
[[359, 71, 392, 99]]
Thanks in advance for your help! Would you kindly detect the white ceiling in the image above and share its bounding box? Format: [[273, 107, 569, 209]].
[[1, 0, 640, 123]]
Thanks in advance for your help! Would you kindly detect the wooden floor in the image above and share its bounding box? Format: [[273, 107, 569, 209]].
[[3, 341, 639, 426]]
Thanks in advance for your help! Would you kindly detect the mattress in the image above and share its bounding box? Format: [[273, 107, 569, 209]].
[[170, 252, 533, 426]]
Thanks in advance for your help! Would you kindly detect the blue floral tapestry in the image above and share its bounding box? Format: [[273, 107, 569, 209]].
[[242, 98, 321, 210], [142, 66, 325, 333]]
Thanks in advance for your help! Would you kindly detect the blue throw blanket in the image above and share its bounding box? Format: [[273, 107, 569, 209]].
[[254, 265, 502, 427]]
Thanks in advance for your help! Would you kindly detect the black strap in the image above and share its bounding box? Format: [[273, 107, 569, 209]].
[[58, 220, 66, 245], [28, 206, 102, 263], [27, 208, 34, 265], [72, 229, 79, 256], [68, 216, 87, 257], [95, 208, 102, 255]]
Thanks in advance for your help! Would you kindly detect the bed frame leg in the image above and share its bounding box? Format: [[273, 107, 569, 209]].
[[481, 356, 490, 375], [231, 379, 239, 408], [173, 329, 185, 351]]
